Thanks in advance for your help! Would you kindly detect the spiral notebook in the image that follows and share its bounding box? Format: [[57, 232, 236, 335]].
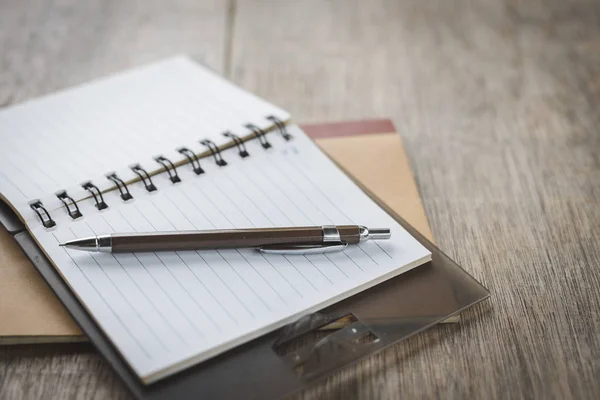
[[0, 57, 431, 383]]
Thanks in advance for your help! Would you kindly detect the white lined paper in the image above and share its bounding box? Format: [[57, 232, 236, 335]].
[[28, 125, 431, 382]]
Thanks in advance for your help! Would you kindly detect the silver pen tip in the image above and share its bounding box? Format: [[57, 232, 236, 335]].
[[59, 235, 112, 252]]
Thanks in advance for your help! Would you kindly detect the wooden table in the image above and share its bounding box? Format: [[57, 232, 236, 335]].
[[1, 0, 599, 398]]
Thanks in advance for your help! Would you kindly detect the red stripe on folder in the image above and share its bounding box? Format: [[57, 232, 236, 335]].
[[300, 119, 396, 139]]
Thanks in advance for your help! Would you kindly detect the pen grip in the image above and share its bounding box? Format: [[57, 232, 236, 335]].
[[110, 226, 360, 253]]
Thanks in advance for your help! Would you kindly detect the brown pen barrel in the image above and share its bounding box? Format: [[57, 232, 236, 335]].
[[110, 225, 360, 253]]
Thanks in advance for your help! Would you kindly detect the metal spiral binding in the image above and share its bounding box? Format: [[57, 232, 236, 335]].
[[56, 191, 82, 219], [245, 124, 271, 149], [178, 147, 204, 175], [106, 173, 133, 201], [154, 156, 181, 183], [223, 131, 250, 158], [30, 200, 56, 228], [200, 139, 228, 166], [131, 164, 157, 192], [82, 182, 109, 210], [267, 116, 292, 141]]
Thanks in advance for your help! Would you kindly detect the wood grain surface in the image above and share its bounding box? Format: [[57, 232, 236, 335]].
[[1, 0, 599, 399]]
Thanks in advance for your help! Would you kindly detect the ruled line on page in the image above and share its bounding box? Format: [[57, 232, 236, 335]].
[[109, 206, 234, 334], [49, 231, 156, 360]]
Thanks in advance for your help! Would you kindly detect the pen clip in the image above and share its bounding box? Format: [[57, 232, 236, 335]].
[[259, 242, 348, 255]]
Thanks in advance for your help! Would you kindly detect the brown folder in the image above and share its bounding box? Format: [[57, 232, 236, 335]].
[[0, 119, 452, 344]]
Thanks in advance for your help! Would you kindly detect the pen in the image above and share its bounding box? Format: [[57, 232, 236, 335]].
[[59, 225, 391, 254]]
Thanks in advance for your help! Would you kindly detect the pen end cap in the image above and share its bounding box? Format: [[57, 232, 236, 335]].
[[369, 228, 391, 240], [359, 227, 391, 241]]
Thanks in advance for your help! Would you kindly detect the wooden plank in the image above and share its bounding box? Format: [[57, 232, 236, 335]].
[[231, 0, 600, 398], [1, 0, 600, 398], [0, 0, 229, 398], [0, 0, 228, 105]]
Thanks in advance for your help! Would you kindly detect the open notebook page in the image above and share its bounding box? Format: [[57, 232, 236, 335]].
[[0, 57, 289, 218], [28, 125, 431, 383]]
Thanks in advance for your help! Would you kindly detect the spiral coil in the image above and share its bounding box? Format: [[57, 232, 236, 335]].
[[154, 156, 181, 184], [178, 147, 204, 175], [82, 182, 109, 210], [131, 164, 157, 192], [30, 200, 56, 228], [107, 173, 133, 201], [245, 124, 271, 149], [223, 131, 249, 158], [56, 191, 82, 219], [267, 116, 292, 141], [200, 139, 228, 166]]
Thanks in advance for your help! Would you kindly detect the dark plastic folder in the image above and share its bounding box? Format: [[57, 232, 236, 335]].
[[0, 184, 489, 400]]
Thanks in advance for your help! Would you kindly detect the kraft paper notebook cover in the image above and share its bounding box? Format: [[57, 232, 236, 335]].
[[0, 58, 488, 399], [0, 119, 454, 345]]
